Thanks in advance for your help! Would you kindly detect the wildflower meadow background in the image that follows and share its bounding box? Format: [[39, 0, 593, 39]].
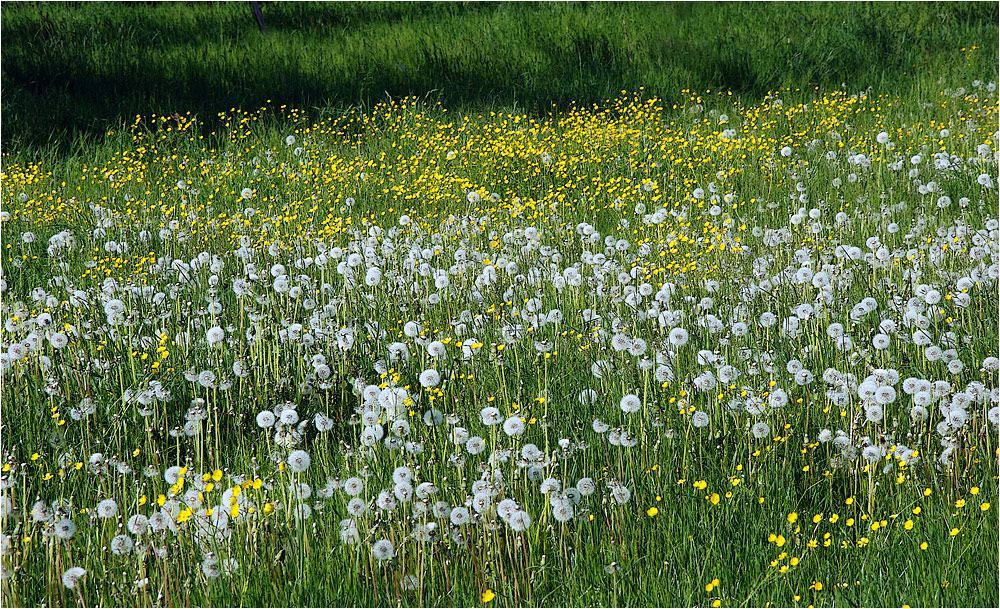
[[1, 2, 998, 607]]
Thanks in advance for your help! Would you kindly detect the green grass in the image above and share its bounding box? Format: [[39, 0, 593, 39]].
[[1, 3, 998, 608], [1, 83, 998, 606], [2, 1, 998, 155]]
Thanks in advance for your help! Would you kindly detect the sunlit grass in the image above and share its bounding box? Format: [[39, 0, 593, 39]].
[[1, 79, 998, 607]]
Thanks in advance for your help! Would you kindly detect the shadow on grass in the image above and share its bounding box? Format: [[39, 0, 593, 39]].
[[2, 1, 997, 154]]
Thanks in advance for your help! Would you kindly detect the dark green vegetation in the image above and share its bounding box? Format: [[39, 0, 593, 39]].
[[2, 1, 998, 154], [2, 3, 999, 607]]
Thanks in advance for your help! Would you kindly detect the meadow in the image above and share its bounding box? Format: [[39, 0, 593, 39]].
[[1, 3, 999, 608], [2, 1, 998, 153]]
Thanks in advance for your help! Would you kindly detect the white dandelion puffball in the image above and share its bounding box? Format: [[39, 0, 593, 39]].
[[96, 498, 119, 519], [611, 485, 632, 504], [287, 450, 311, 473], [110, 534, 134, 556], [62, 567, 86, 589], [55, 518, 76, 539], [577, 478, 596, 496], [691, 411, 710, 428], [480, 406, 501, 425], [507, 510, 532, 532], [427, 341, 446, 357], [206, 326, 225, 346], [503, 415, 526, 437], [343, 477, 364, 496], [450, 507, 471, 526], [419, 369, 441, 388], [769, 389, 789, 408], [279, 407, 299, 425], [372, 539, 395, 561], [553, 503, 574, 522], [620, 394, 642, 414], [127, 514, 148, 536], [256, 410, 276, 428]]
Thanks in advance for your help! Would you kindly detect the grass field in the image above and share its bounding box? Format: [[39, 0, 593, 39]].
[[1, 1, 997, 154], [1, 2, 999, 608]]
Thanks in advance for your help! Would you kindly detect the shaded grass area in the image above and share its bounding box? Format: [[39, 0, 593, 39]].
[[2, 1, 998, 154]]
